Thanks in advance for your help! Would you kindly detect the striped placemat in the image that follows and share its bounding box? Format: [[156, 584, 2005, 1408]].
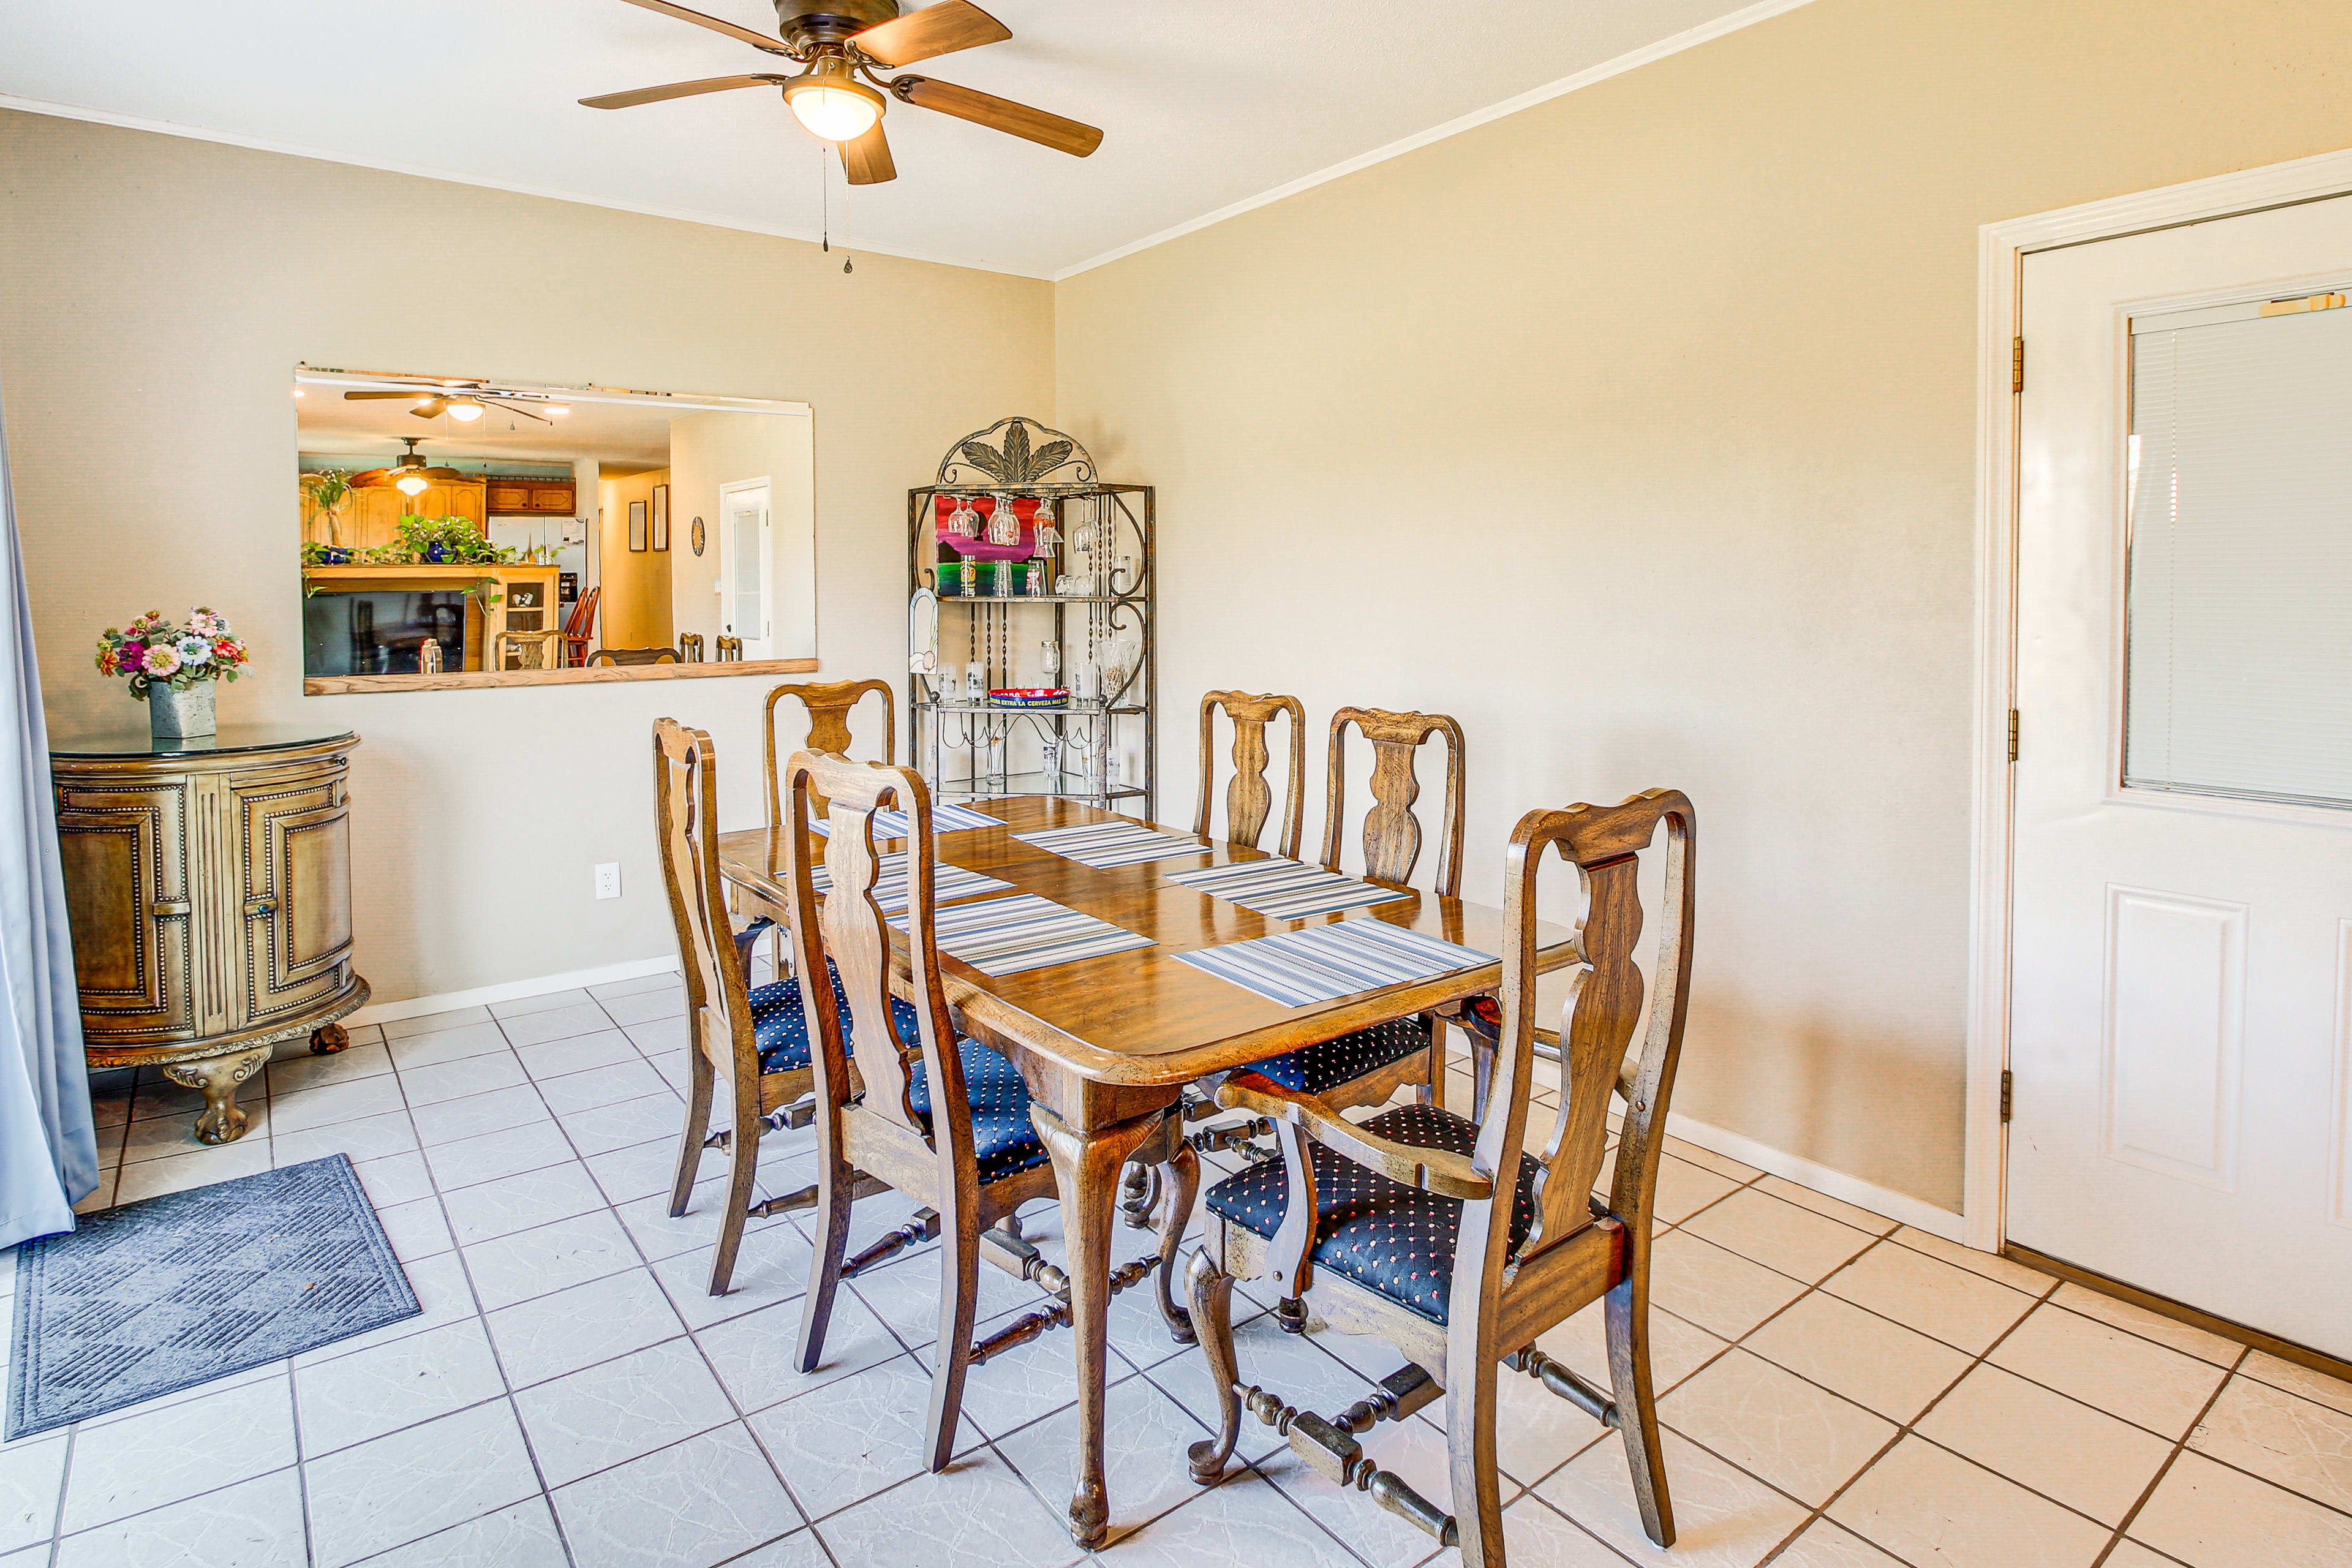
[[1166, 857, 1409, 920], [1174, 918, 1494, 1008], [811, 801, 1004, 840], [807, 854, 1012, 916], [1013, 820, 1207, 870], [888, 894, 1155, 977]]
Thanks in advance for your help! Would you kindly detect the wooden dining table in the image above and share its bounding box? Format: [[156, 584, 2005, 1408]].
[[715, 794, 1581, 1547]]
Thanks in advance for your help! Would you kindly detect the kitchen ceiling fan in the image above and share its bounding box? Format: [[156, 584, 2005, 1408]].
[[581, 1, 1102, 185], [349, 438, 467, 494], [343, 382, 554, 423]]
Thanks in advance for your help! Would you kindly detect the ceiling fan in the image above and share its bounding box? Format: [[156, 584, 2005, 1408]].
[[349, 438, 468, 496], [343, 382, 554, 423], [581, 1, 1102, 185]]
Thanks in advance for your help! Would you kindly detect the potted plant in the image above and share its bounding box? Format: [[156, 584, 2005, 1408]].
[[302, 469, 355, 561], [96, 608, 251, 740]]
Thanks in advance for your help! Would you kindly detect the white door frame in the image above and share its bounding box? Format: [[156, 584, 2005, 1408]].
[[1966, 145, 2352, 1252], [717, 475, 772, 657]]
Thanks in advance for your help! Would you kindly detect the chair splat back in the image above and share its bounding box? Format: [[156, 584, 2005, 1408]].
[[776, 752, 971, 1166], [1195, 690, 1306, 857], [1321, 707, 1465, 896], [1475, 789, 1697, 1276], [651, 719, 756, 1087], [766, 679, 897, 827]]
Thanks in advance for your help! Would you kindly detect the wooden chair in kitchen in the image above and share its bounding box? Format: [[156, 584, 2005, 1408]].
[[783, 752, 1186, 1472], [560, 585, 600, 667], [1194, 691, 1307, 858], [653, 718, 860, 1297], [494, 629, 565, 671], [715, 636, 745, 661], [589, 646, 680, 666], [679, 632, 706, 662], [1185, 789, 1697, 1564], [1247, 707, 1468, 1120]]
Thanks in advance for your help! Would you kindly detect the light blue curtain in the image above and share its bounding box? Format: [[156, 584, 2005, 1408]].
[[0, 358, 97, 1250]]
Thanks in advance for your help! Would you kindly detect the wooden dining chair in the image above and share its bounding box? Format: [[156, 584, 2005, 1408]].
[[716, 635, 744, 662], [494, 628, 565, 671], [764, 679, 897, 829], [783, 752, 1186, 1472], [1194, 691, 1306, 857], [1247, 707, 1467, 1117], [654, 718, 884, 1297], [679, 632, 706, 662], [1185, 789, 1697, 1563], [590, 646, 680, 666]]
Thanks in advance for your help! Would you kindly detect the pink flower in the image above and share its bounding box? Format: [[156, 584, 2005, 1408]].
[[119, 642, 146, 672]]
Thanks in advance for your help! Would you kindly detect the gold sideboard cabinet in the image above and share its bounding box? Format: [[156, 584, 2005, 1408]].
[[50, 724, 371, 1145]]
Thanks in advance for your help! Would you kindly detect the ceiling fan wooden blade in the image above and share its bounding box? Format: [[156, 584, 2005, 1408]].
[[486, 401, 554, 423], [849, 1, 1010, 67], [344, 390, 437, 401], [611, 0, 786, 53], [410, 399, 448, 419], [581, 72, 788, 110], [894, 75, 1101, 157], [347, 468, 393, 488], [839, 119, 897, 185]]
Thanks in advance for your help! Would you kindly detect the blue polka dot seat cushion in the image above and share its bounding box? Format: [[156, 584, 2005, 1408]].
[[1200, 1102, 1540, 1325], [1250, 1013, 1434, 1096], [906, 1037, 1051, 1184], [749, 960, 919, 1076], [748, 963, 1046, 1184]]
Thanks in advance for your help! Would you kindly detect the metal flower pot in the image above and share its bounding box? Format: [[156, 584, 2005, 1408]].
[[148, 680, 217, 740]]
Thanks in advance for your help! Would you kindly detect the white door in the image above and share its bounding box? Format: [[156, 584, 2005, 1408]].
[[2010, 195, 2352, 1358], [718, 478, 772, 659]]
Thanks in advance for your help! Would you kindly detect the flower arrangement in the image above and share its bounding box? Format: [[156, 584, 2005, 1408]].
[[96, 608, 251, 699]]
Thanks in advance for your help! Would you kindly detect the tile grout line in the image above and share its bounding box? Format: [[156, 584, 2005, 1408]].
[[2087, 1344, 2251, 1568]]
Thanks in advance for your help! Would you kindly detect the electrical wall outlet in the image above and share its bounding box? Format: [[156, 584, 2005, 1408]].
[[594, 862, 622, 900]]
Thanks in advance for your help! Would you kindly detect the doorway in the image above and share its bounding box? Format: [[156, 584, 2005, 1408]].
[[717, 477, 773, 660], [2005, 194, 2352, 1360]]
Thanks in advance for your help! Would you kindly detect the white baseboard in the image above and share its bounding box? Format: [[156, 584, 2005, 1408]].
[[347, 954, 680, 1028], [1665, 1110, 1969, 1244]]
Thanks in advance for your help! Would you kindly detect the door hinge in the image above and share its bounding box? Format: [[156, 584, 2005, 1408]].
[[2011, 336, 2025, 394], [2007, 709, 2019, 763], [2000, 1069, 2014, 1123]]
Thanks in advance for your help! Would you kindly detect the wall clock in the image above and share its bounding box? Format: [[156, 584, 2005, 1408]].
[[690, 516, 706, 556]]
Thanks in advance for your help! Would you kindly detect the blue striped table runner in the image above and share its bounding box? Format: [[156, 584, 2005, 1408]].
[[810, 801, 1004, 839], [1174, 918, 1494, 1008], [1012, 820, 1207, 870], [807, 854, 1012, 916], [887, 894, 1155, 977], [1164, 857, 1408, 920]]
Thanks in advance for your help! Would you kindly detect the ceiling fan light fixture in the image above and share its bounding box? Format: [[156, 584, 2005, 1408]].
[[783, 58, 883, 142], [395, 472, 431, 496], [445, 398, 484, 422]]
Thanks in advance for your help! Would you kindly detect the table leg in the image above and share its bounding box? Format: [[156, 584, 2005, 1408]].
[[1031, 1102, 1163, 1548]]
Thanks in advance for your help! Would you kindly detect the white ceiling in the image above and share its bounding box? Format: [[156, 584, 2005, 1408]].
[[0, 0, 1787, 279]]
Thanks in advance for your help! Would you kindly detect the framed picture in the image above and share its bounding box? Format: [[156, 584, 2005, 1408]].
[[651, 483, 671, 551], [628, 500, 647, 552]]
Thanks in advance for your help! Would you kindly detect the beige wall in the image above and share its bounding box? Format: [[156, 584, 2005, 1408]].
[[0, 111, 1053, 1006], [597, 467, 673, 649], [1053, 0, 2352, 1210]]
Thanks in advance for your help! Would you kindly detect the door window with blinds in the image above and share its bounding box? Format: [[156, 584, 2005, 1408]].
[[2124, 292, 2352, 809]]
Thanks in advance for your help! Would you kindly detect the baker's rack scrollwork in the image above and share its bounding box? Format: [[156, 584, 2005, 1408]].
[[909, 418, 1155, 820]]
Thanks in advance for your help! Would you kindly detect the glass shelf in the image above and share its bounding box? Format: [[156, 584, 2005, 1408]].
[[932, 772, 1146, 802], [913, 701, 1142, 715]]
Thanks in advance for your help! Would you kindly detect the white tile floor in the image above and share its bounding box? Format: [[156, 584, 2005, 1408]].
[[7, 973, 2351, 1568]]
